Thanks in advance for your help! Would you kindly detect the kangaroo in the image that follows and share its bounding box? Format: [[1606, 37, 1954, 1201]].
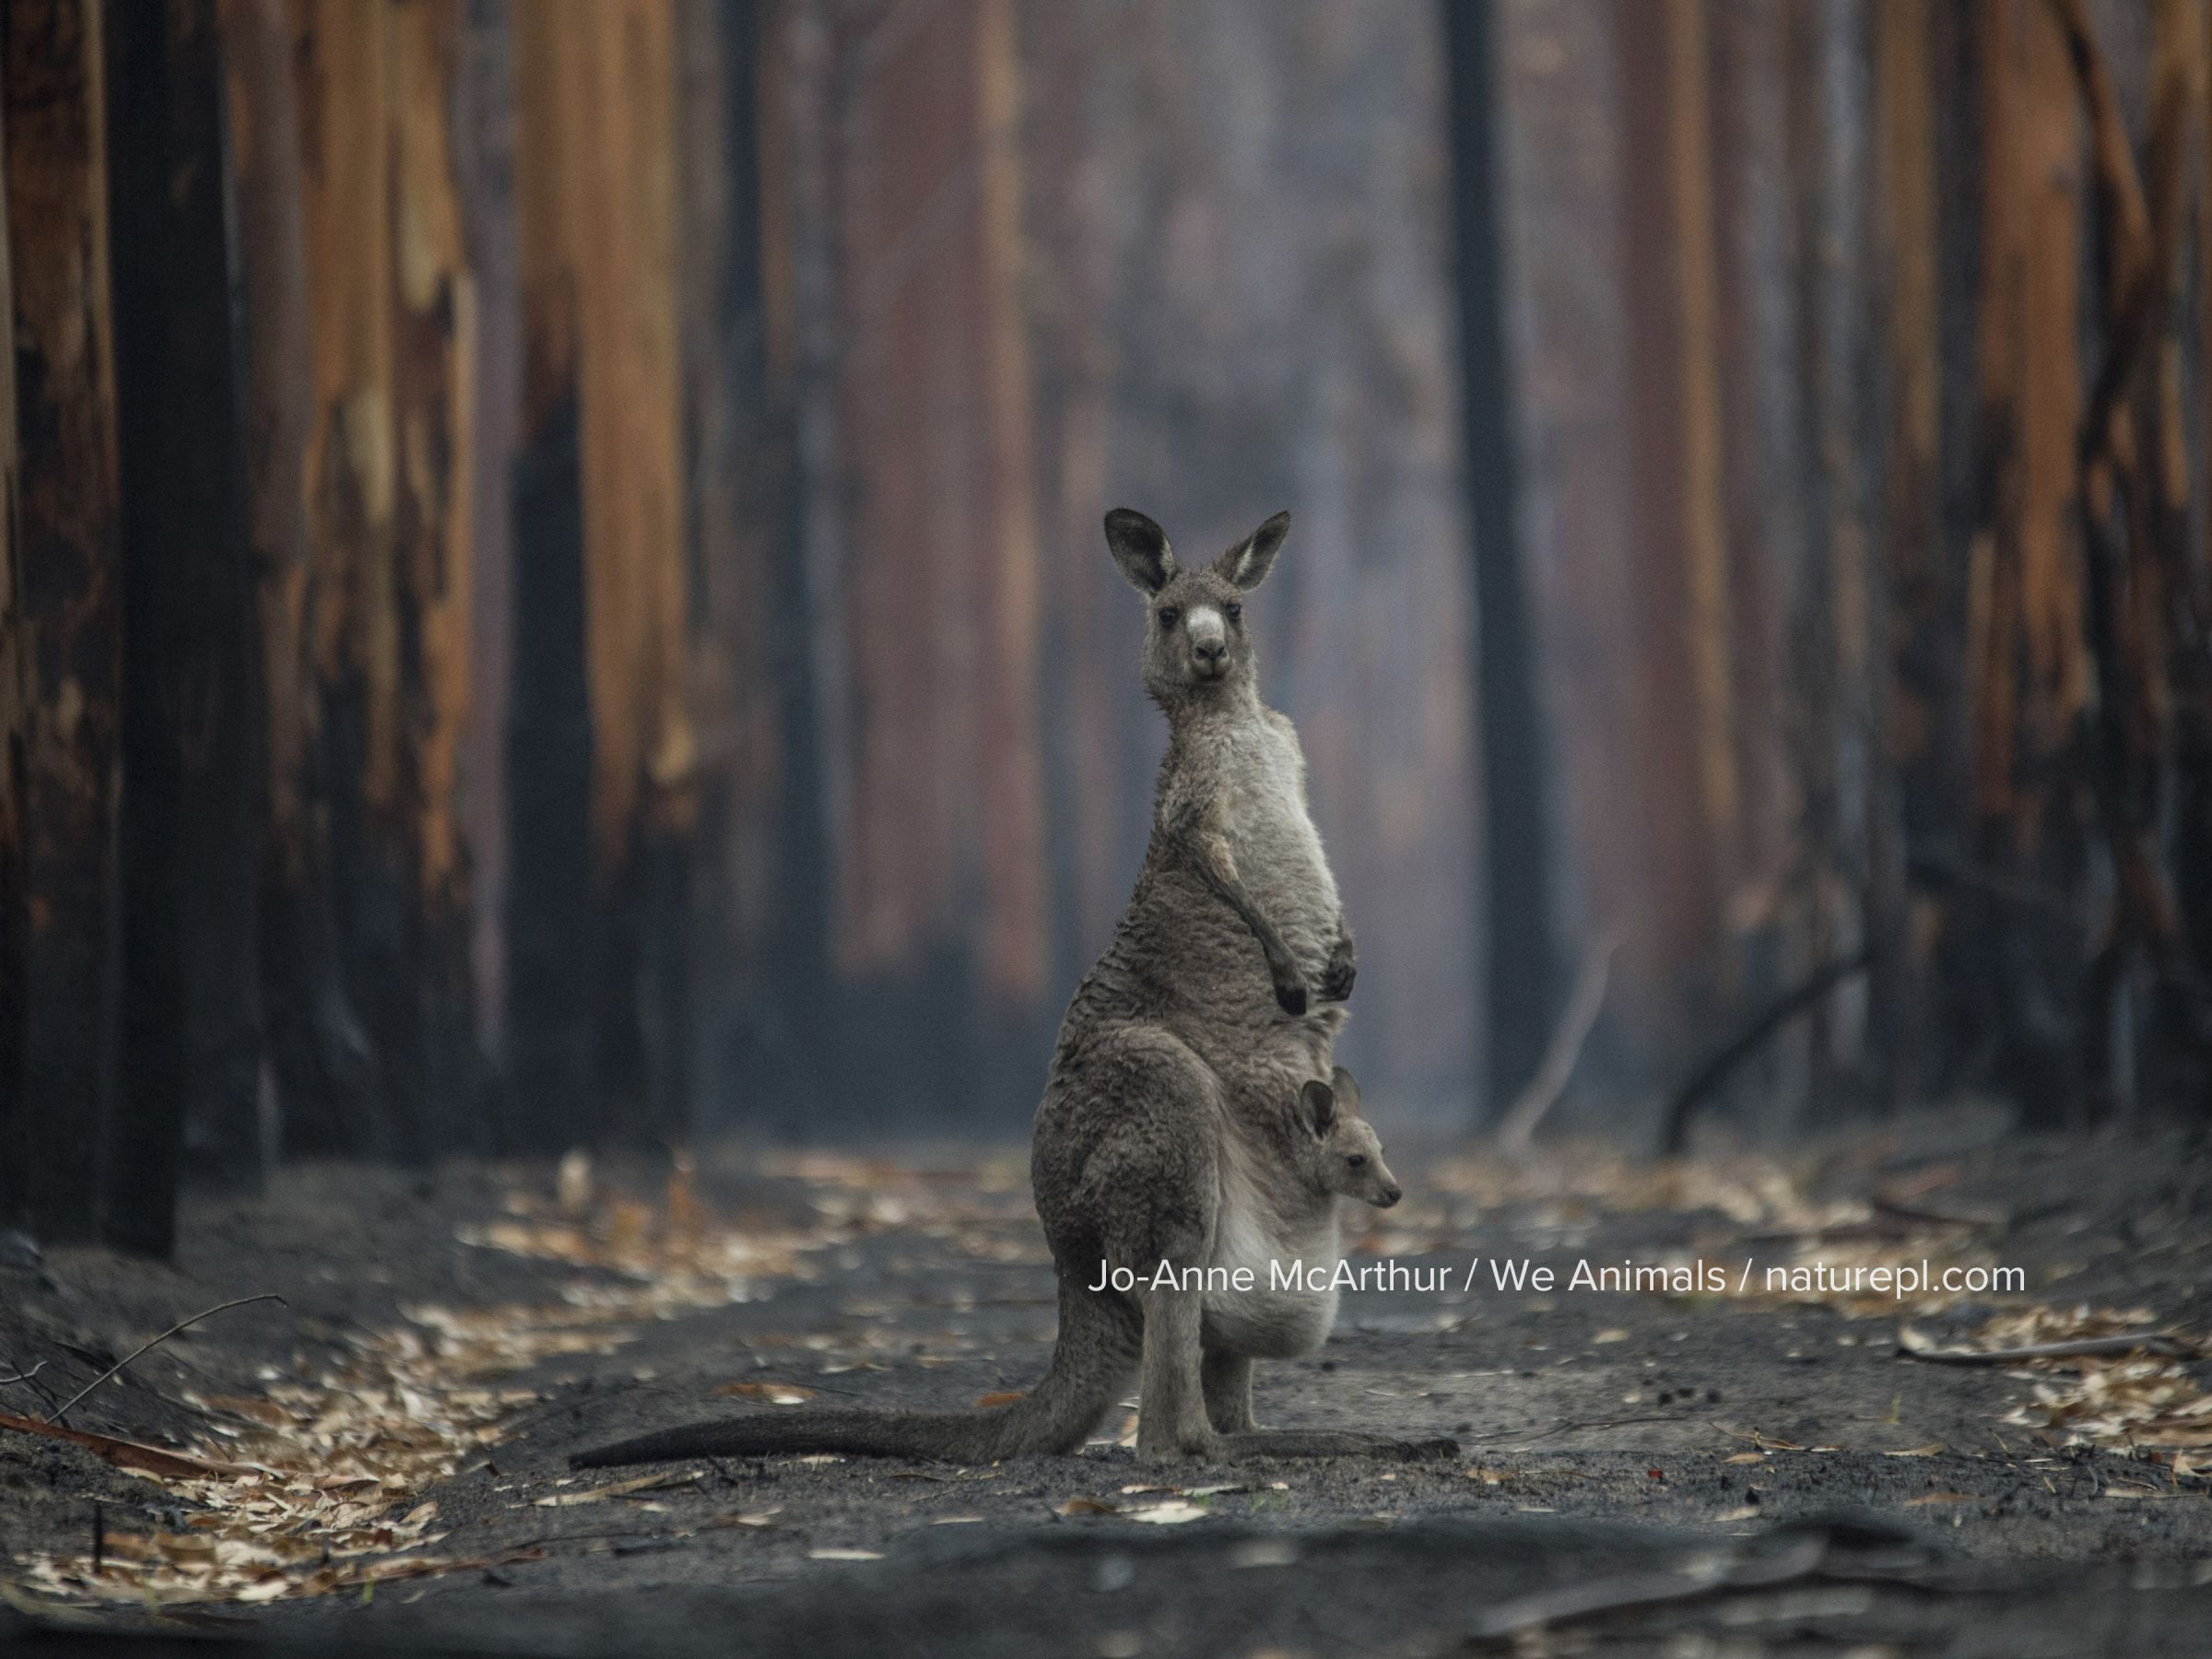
[[573, 510, 1453, 1468]]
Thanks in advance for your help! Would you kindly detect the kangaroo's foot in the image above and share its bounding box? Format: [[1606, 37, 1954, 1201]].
[[1319, 931, 1356, 1003], [1219, 1430, 1459, 1462], [1201, 1352, 1256, 1435]]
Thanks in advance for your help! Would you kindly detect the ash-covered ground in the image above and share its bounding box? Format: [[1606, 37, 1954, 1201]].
[[3, 1112, 2209, 1656]]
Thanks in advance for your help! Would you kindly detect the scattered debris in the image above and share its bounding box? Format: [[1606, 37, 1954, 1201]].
[[1898, 1323, 2193, 1364], [48, 1295, 289, 1427]]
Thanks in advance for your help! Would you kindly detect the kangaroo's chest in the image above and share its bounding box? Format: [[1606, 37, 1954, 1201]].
[[1220, 721, 1337, 945]]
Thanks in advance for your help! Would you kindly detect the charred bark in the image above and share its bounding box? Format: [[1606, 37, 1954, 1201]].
[[1443, 0, 1556, 1123], [106, 0, 265, 1241], [0, 0, 124, 1243]]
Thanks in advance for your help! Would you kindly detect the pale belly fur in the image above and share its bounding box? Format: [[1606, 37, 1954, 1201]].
[[1199, 1145, 1342, 1359]]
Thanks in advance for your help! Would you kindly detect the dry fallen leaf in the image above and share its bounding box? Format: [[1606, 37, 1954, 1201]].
[[717, 1382, 817, 1405], [1126, 1500, 1208, 1525], [806, 1547, 885, 1561]]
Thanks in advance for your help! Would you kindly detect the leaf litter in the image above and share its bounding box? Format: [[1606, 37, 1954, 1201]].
[[13, 1148, 1020, 1608]]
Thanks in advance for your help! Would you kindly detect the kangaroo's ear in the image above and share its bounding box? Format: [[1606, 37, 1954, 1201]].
[[1328, 1064, 1361, 1119], [1300, 1077, 1336, 1136], [1105, 508, 1176, 594], [1214, 511, 1290, 591]]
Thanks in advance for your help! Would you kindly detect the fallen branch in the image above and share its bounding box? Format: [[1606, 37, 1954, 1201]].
[[1496, 927, 1619, 1151], [0, 1408, 253, 1480], [48, 1293, 288, 1427], [1867, 1194, 2006, 1232], [1897, 1325, 2192, 1364], [1658, 951, 1872, 1155], [1468, 1525, 1898, 1643]]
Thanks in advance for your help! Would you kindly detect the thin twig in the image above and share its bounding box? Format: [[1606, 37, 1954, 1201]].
[[0, 1359, 50, 1388], [1898, 1327, 2191, 1365], [1659, 952, 1872, 1155], [1496, 927, 1619, 1152], [47, 1293, 288, 1427]]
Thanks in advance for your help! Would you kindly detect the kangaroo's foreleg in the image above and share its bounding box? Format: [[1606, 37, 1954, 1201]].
[[1180, 818, 1309, 1016], [1201, 1350, 1256, 1433]]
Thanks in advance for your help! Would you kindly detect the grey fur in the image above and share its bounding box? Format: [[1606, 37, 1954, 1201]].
[[572, 511, 1450, 1470]]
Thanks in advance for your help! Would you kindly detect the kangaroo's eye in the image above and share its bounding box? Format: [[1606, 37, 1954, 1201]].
[[1224, 602, 1241, 624], [1347, 1153, 1366, 1168], [1157, 607, 1179, 629]]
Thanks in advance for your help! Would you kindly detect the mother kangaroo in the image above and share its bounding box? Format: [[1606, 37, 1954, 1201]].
[[576, 511, 1451, 1466]]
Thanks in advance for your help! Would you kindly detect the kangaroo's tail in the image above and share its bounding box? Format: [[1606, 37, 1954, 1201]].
[[571, 1281, 1134, 1468]]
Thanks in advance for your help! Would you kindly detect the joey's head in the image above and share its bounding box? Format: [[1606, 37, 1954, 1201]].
[[1296, 1065, 1402, 1209], [1104, 507, 1290, 711]]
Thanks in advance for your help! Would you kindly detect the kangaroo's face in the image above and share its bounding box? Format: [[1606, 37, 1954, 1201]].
[[1297, 1067, 1403, 1209], [1104, 508, 1291, 704]]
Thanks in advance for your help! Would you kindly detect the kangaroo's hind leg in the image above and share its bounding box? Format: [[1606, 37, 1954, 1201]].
[[1135, 1277, 1218, 1459], [1035, 1029, 1227, 1462]]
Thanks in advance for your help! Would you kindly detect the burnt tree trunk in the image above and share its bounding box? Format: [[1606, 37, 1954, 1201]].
[[505, 1, 598, 1151], [0, 0, 124, 1243], [509, 0, 693, 1150], [217, 0, 371, 1156], [385, 0, 480, 1150], [106, 0, 265, 1243], [1443, 0, 1555, 1122], [676, 0, 826, 1124], [0, 34, 24, 1221]]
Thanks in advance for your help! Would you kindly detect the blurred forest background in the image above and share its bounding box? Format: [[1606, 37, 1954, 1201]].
[[2, 0, 2210, 1256]]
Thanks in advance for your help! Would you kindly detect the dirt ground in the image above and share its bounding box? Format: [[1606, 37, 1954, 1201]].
[[3, 1110, 2209, 1656]]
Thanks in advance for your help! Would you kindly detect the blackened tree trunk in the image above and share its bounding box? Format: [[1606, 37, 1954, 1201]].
[[106, 0, 265, 1245], [386, 0, 482, 1152], [1443, 0, 1555, 1122], [216, 0, 374, 1158], [507, 3, 605, 1151], [511, 0, 698, 1151], [0, 0, 124, 1244], [676, 0, 828, 1126], [0, 45, 23, 1218]]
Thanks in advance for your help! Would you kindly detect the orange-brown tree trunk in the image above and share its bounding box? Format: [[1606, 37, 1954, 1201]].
[[510, 0, 695, 1148], [218, 0, 370, 1155]]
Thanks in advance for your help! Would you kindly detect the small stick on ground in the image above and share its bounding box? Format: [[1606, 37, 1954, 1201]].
[[1897, 1326, 2192, 1364], [1496, 927, 1620, 1152], [48, 1293, 288, 1426], [1659, 951, 1872, 1155]]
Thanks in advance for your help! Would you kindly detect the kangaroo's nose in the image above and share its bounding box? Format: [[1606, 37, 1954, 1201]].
[[1379, 1185, 1402, 1207], [1194, 639, 1225, 666]]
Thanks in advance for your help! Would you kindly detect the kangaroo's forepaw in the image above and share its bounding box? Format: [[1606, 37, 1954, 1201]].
[[1275, 981, 1308, 1017], [1320, 938, 1356, 1002]]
